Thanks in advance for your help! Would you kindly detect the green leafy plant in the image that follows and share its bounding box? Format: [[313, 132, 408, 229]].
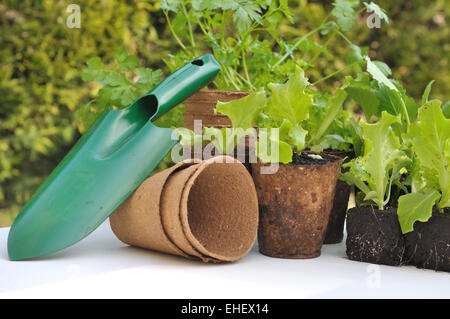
[[342, 63, 449, 233], [77, 51, 165, 132], [161, 0, 388, 91], [341, 111, 409, 209], [178, 67, 358, 164], [397, 100, 450, 233], [345, 60, 419, 126], [340, 58, 423, 210]]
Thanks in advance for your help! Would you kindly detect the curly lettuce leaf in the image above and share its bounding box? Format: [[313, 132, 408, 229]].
[[397, 190, 441, 234], [279, 119, 308, 152], [397, 101, 449, 233], [215, 91, 266, 129], [264, 67, 313, 126], [412, 100, 450, 208], [342, 111, 407, 209]]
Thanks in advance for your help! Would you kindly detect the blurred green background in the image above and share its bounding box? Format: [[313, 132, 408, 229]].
[[0, 0, 448, 226]]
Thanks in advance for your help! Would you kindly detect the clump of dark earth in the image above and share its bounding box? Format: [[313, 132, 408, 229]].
[[290, 152, 339, 166], [346, 206, 405, 266], [404, 207, 450, 272]]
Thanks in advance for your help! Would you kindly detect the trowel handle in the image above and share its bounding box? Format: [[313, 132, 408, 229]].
[[150, 54, 221, 121]]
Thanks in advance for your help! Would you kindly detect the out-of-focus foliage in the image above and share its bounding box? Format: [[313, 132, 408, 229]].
[[0, 0, 448, 226], [0, 0, 170, 226], [341, 0, 449, 102]]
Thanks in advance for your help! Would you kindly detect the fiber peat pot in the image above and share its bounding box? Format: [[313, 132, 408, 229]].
[[321, 149, 355, 244], [346, 206, 405, 266], [251, 152, 343, 259], [404, 207, 450, 272], [110, 156, 259, 263]]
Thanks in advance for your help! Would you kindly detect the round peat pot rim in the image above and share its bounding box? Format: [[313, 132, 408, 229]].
[[253, 151, 343, 173], [109, 160, 199, 259], [320, 149, 356, 164], [289, 150, 342, 167], [180, 156, 259, 262]]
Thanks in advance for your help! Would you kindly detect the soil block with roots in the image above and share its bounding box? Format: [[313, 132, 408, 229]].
[[346, 206, 405, 266], [404, 208, 450, 272]]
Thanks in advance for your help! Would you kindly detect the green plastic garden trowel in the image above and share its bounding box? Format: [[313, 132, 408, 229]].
[[8, 54, 221, 260]]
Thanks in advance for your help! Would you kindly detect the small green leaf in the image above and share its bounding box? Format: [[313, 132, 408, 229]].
[[279, 120, 307, 152], [366, 57, 397, 91], [116, 51, 139, 72], [320, 21, 337, 35], [345, 73, 379, 120], [346, 44, 367, 63], [161, 0, 183, 12], [105, 72, 129, 86], [81, 57, 105, 82], [341, 171, 371, 194], [443, 102, 450, 119], [265, 67, 313, 126], [421, 80, 435, 106], [397, 190, 440, 234], [215, 92, 266, 129], [331, 0, 360, 32], [372, 60, 392, 77], [309, 88, 348, 145], [232, 2, 263, 33], [364, 2, 389, 23]]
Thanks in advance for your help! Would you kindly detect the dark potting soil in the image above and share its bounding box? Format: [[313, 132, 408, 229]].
[[346, 206, 405, 266], [289, 152, 339, 166], [404, 207, 450, 272]]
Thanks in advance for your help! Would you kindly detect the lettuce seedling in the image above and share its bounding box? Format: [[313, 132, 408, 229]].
[[212, 67, 355, 163], [397, 101, 450, 233], [345, 58, 419, 126], [211, 68, 314, 163], [341, 111, 410, 209]]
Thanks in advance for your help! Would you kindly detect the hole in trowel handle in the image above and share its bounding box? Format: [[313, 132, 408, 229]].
[[100, 94, 159, 157], [191, 59, 204, 66], [136, 94, 158, 118]]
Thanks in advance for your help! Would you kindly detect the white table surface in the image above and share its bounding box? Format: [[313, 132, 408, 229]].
[[1, 221, 449, 299]]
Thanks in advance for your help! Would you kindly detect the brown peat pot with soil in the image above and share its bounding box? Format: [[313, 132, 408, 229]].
[[346, 206, 405, 266], [404, 208, 450, 272], [251, 152, 343, 259], [321, 149, 355, 244]]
